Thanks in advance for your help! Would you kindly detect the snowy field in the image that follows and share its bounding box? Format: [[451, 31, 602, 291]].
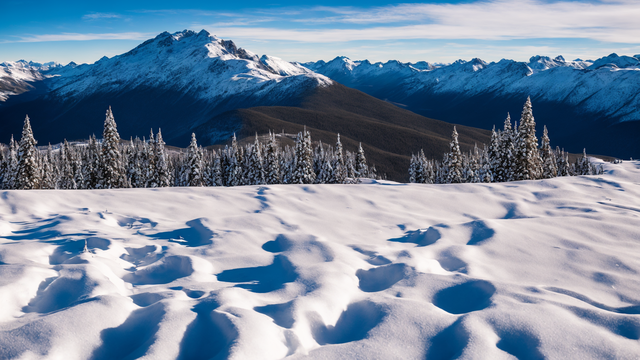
[[0, 160, 639, 360]]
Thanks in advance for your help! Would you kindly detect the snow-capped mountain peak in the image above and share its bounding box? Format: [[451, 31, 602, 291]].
[[39, 29, 331, 102], [587, 53, 640, 70]]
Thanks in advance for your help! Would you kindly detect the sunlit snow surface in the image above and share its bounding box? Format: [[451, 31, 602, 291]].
[[1, 161, 639, 359]]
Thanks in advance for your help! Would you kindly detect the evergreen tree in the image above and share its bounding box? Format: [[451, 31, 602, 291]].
[[488, 126, 501, 182], [265, 131, 281, 184], [345, 150, 356, 181], [185, 133, 203, 186], [98, 107, 127, 189], [145, 130, 157, 187], [15, 115, 40, 189], [446, 126, 463, 184], [245, 134, 265, 185], [0, 144, 7, 189], [3, 136, 19, 189], [154, 129, 171, 187], [514, 98, 542, 180], [540, 125, 557, 179], [355, 143, 368, 178], [58, 140, 77, 189], [211, 151, 223, 186], [292, 129, 315, 184], [82, 135, 100, 189], [498, 114, 516, 182], [40, 144, 57, 189], [333, 134, 347, 184]]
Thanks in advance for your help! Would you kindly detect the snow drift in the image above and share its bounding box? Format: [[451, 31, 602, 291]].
[[0, 161, 639, 359]]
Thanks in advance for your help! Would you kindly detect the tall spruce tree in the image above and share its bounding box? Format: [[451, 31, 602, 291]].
[[154, 129, 171, 187], [515, 97, 542, 180], [58, 140, 77, 189], [15, 115, 40, 189], [333, 134, 347, 184], [185, 133, 203, 186], [99, 107, 127, 189], [540, 125, 557, 179], [355, 143, 368, 178], [265, 131, 281, 184], [292, 129, 315, 184], [446, 126, 463, 184]]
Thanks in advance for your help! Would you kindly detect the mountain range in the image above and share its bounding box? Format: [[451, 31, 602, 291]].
[[0, 29, 638, 181], [303, 53, 640, 159]]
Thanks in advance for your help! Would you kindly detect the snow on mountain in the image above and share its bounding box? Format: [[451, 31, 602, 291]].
[[42, 30, 330, 104], [0, 160, 639, 359], [304, 53, 640, 125], [0, 61, 52, 101], [587, 53, 640, 70]]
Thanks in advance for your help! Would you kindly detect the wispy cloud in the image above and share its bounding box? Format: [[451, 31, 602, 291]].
[[206, 0, 640, 43], [82, 12, 123, 21], [9, 32, 152, 43]]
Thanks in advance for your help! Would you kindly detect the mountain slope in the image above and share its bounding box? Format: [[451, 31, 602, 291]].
[[196, 83, 491, 181], [304, 54, 640, 158]]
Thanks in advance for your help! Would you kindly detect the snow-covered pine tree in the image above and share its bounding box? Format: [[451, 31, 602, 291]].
[[280, 145, 294, 184], [446, 126, 463, 184], [0, 144, 7, 189], [292, 130, 316, 184], [488, 126, 501, 182], [554, 147, 569, 177], [4, 136, 19, 189], [481, 145, 492, 183], [355, 143, 368, 179], [40, 144, 57, 189], [153, 129, 171, 187], [313, 141, 324, 180], [413, 149, 428, 183], [264, 131, 281, 184], [408, 153, 417, 183], [345, 150, 356, 182], [81, 135, 100, 189], [317, 148, 336, 184], [144, 130, 157, 188], [210, 150, 223, 186], [540, 125, 557, 179], [58, 140, 77, 189], [98, 107, 127, 189], [514, 98, 542, 180], [71, 143, 85, 189], [185, 133, 203, 187], [125, 138, 142, 188], [224, 134, 242, 186], [245, 134, 265, 185], [498, 114, 516, 182], [15, 115, 40, 189], [333, 134, 347, 184]]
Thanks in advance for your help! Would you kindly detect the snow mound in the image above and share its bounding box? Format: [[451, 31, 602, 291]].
[[0, 161, 639, 359]]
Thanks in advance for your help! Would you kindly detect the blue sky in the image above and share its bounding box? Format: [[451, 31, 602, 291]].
[[1, 0, 639, 64]]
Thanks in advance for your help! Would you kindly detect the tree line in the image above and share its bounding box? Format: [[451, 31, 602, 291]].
[[409, 97, 603, 184], [0, 107, 376, 190]]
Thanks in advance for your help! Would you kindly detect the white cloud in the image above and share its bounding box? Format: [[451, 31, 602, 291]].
[[82, 13, 123, 21], [207, 0, 640, 43], [12, 32, 152, 43]]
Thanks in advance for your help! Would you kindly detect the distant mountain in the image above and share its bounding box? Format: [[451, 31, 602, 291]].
[[0, 30, 330, 146], [303, 54, 640, 158]]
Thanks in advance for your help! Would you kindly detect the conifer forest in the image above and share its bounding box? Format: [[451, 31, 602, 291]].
[[0, 98, 601, 190]]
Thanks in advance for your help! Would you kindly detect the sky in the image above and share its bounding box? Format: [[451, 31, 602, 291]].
[[1, 0, 639, 65]]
